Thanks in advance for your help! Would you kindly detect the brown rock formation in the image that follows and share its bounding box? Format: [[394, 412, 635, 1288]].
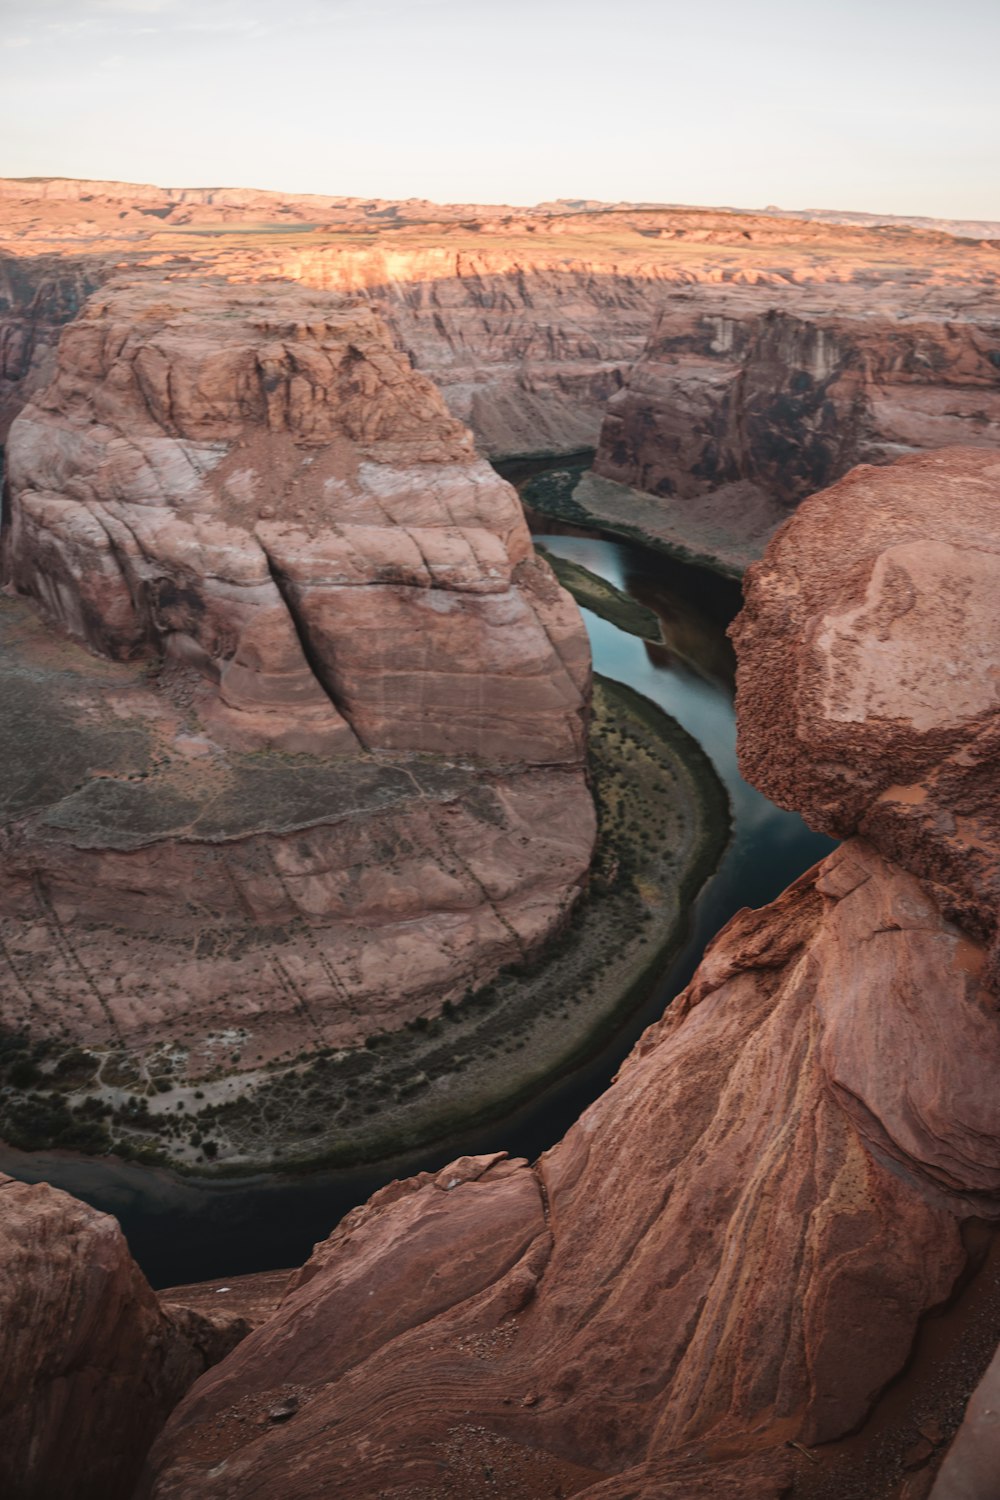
[[584, 302, 1000, 570], [3, 181, 999, 464], [733, 447, 1000, 961], [0, 1172, 248, 1500], [140, 837, 998, 1498], [140, 447, 1000, 1498], [0, 253, 103, 440], [3, 280, 588, 762], [0, 278, 594, 1119]]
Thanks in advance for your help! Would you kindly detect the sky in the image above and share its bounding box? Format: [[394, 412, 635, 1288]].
[[1, 0, 998, 220]]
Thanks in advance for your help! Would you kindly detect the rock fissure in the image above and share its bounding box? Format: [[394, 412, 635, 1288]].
[[256, 537, 366, 750]]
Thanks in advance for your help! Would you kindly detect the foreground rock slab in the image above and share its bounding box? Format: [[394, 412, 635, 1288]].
[[733, 447, 1000, 972], [139, 835, 997, 1498], [0, 1173, 248, 1500]]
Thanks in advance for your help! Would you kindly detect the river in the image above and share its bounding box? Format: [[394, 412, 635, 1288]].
[[0, 533, 833, 1288]]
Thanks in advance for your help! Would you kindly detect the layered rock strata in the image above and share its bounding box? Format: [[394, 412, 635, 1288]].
[[0, 253, 103, 440], [3, 280, 589, 761], [0, 1172, 249, 1500], [581, 301, 1000, 571], [3, 182, 1000, 465], [261, 237, 1000, 464], [0, 280, 594, 1094], [139, 448, 1000, 1497]]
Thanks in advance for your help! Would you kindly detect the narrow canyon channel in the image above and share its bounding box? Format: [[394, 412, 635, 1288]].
[[0, 520, 833, 1288]]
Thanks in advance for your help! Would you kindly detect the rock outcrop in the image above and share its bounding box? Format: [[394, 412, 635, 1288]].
[[139, 448, 1000, 1497], [0, 279, 594, 1125], [581, 302, 1000, 570], [3, 280, 589, 762], [0, 1172, 248, 1500], [733, 447, 1000, 968]]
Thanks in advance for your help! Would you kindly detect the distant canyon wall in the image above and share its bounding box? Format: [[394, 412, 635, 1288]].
[[592, 299, 1000, 514], [0, 254, 104, 440], [3, 186, 999, 470]]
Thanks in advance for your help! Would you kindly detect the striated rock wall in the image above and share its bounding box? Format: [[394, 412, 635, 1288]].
[[3, 280, 589, 763], [0, 1173, 249, 1500], [0, 278, 594, 1100], [139, 448, 1000, 1497], [586, 301, 1000, 568], [139, 840, 998, 1499], [0, 254, 104, 441], [3, 184, 999, 467]]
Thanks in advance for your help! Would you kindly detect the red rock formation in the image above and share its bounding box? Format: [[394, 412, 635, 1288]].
[[0, 278, 594, 1112], [733, 447, 1000, 962], [3, 280, 588, 762], [583, 301, 1000, 569], [0, 1172, 248, 1500], [4, 181, 999, 463], [140, 447, 1000, 1498], [0, 253, 103, 440], [139, 839, 997, 1498]]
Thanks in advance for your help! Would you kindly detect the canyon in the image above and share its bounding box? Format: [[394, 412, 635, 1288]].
[[5, 445, 994, 1500], [128, 449, 1000, 1500], [1, 179, 999, 1499]]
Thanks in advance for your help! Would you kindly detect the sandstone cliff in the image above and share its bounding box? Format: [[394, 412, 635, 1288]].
[[0, 252, 104, 440], [580, 302, 1000, 571], [3, 183, 999, 467], [138, 449, 1000, 1497], [0, 1172, 249, 1500], [3, 279, 589, 761]]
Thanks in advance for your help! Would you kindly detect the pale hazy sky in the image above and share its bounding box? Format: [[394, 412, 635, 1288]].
[[1, 0, 997, 219]]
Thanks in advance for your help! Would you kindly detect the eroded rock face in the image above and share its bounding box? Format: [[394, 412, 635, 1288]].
[[733, 447, 1000, 959], [0, 605, 595, 1070], [139, 838, 998, 1498], [0, 253, 104, 441], [0, 1173, 248, 1500], [4, 182, 999, 466], [586, 304, 1000, 569], [0, 279, 595, 1113], [3, 280, 589, 763]]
